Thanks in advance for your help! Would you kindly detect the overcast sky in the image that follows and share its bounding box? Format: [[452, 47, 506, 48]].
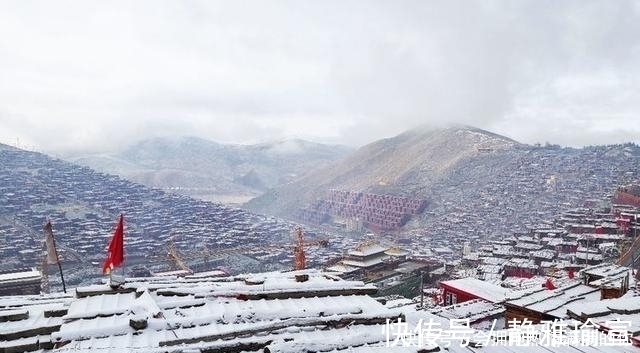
[[1, 0, 639, 153]]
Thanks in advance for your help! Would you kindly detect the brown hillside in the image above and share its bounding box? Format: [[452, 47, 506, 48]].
[[245, 126, 519, 218]]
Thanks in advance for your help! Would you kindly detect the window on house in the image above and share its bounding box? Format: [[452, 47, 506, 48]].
[[445, 292, 457, 306]]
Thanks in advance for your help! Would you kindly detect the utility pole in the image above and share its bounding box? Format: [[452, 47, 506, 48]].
[[634, 214, 638, 270], [586, 235, 589, 265], [419, 271, 424, 309]]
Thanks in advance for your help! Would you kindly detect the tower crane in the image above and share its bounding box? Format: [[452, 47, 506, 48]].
[[294, 226, 306, 271], [167, 236, 193, 274], [292, 226, 329, 282]]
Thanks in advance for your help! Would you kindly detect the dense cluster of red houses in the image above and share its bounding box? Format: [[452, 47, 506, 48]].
[[296, 190, 427, 231], [615, 185, 640, 209]]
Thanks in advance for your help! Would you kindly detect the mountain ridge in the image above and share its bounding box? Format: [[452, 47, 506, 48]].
[[245, 126, 640, 237], [245, 125, 520, 216], [65, 136, 353, 204]]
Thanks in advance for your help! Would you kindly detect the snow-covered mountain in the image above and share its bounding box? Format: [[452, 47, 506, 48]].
[[66, 136, 352, 204]]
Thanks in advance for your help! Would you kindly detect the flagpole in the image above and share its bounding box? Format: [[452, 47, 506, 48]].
[[51, 231, 67, 293], [122, 213, 125, 280], [118, 213, 125, 283], [46, 220, 66, 293]]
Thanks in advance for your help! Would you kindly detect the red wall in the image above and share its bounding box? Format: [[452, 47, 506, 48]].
[[440, 283, 480, 305], [504, 267, 536, 278], [615, 191, 640, 208]]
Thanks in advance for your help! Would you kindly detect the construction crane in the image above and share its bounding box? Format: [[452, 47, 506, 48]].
[[293, 226, 307, 282], [167, 236, 193, 274], [165, 238, 271, 274], [294, 226, 306, 271], [292, 226, 329, 282], [616, 235, 640, 267], [615, 214, 640, 268], [159, 229, 328, 278], [294, 227, 330, 270]]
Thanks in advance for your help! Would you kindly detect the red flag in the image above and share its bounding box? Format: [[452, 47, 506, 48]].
[[103, 214, 124, 275], [568, 268, 575, 279], [545, 278, 557, 290]]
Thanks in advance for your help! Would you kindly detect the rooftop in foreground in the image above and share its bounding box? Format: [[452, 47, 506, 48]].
[[1, 269, 639, 353]]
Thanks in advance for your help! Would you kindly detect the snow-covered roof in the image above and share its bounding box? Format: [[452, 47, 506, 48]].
[[587, 268, 635, 289], [393, 261, 429, 274], [505, 281, 601, 318], [184, 269, 227, 279], [514, 242, 544, 250], [504, 258, 537, 269], [403, 304, 635, 353], [582, 263, 630, 280], [1, 268, 635, 353], [575, 251, 604, 261], [1, 270, 405, 353], [150, 269, 191, 277], [342, 257, 385, 268], [491, 245, 515, 256], [566, 292, 640, 335], [440, 277, 513, 303], [384, 247, 410, 257], [539, 260, 578, 269], [65, 292, 137, 320], [481, 256, 508, 265], [477, 264, 503, 274], [463, 252, 480, 261], [325, 263, 360, 274], [348, 243, 389, 257], [576, 233, 625, 241], [0, 292, 73, 346], [0, 268, 41, 283], [501, 275, 578, 292], [530, 249, 556, 260], [430, 299, 504, 323]]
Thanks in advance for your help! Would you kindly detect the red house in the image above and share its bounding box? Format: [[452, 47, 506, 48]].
[[439, 277, 513, 306], [503, 259, 538, 278]]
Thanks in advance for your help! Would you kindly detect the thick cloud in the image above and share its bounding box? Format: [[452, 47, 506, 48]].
[[0, 0, 638, 152]]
